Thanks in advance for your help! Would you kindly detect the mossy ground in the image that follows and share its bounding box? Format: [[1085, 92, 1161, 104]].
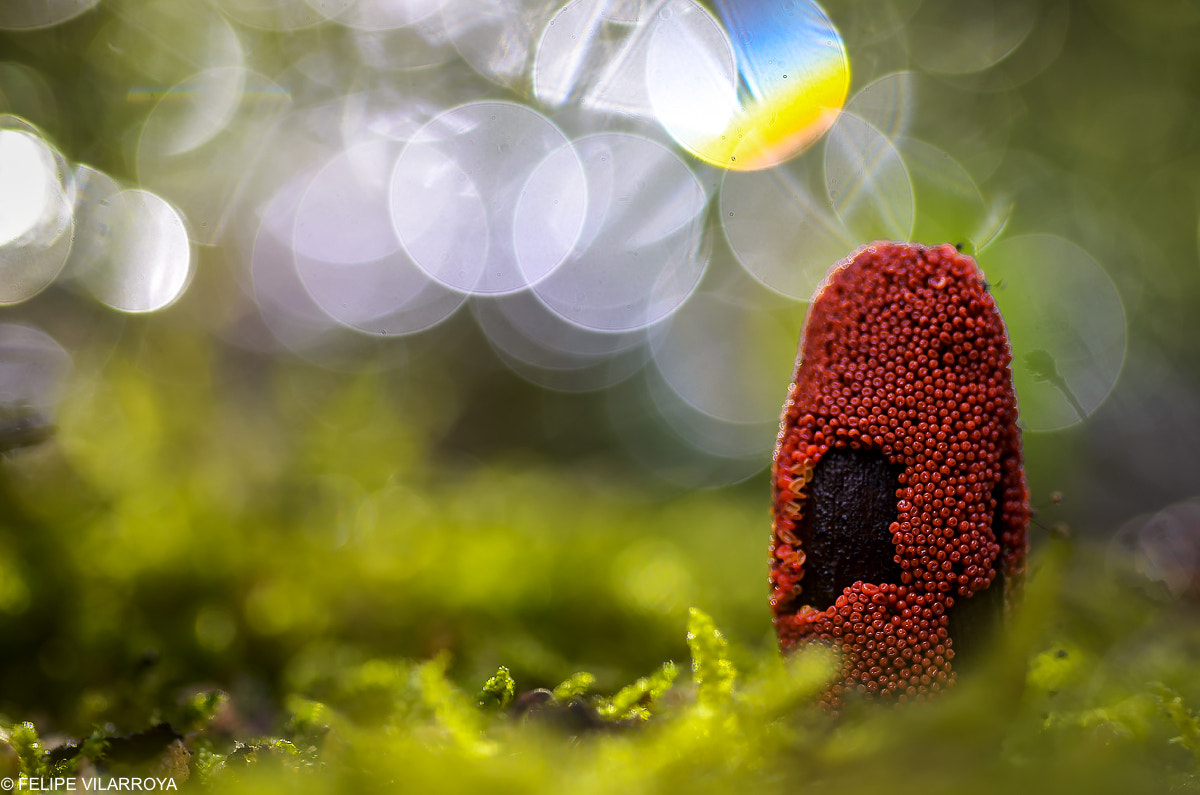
[[1, 337, 1197, 794]]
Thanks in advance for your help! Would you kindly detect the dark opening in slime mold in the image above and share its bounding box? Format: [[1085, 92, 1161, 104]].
[[771, 242, 1030, 707]]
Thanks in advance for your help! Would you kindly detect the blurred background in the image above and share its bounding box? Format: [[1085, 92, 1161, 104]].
[[0, 0, 1198, 733]]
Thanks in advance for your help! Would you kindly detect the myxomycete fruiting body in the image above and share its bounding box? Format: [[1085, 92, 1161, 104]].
[[771, 242, 1029, 706]]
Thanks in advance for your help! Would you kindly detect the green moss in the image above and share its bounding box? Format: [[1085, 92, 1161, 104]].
[[1, 344, 1198, 794], [1156, 684, 1200, 763], [8, 722, 48, 779], [477, 667, 516, 711], [686, 608, 736, 712], [594, 661, 677, 721], [551, 672, 596, 702]]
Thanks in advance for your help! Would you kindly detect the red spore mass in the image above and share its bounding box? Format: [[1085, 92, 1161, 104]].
[[771, 242, 1029, 705]]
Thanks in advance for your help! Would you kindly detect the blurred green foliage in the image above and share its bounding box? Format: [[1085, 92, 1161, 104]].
[[0, 334, 1197, 793], [0, 330, 770, 725]]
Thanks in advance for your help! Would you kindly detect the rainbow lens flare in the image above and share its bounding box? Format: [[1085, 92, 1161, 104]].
[[647, 0, 849, 171]]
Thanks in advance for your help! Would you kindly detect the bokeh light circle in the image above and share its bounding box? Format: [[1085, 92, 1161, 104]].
[[90, 0, 245, 88], [650, 290, 798, 426], [442, 0, 559, 88], [472, 292, 651, 393], [1110, 498, 1200, 600], [532, 0, 658, 113], [842, 71, 915, 141], [305, 0, 444, 30], [389, 101, 586, 295], [907, 0, 1041, 76], [0, 0, 98, 30], [607, 371, 770, 489], [823, 113, 914, 242], [898, 138, 989, 251], [294, 140, 402, 267], [251, 173, 348, 353], [982, 234, 1126, 432], [720, 157, 851, 300], [291, 140, 469, 336], [481, 287, 647, 360], [646, 362, 779, 462], [0, 128, 58, 246], [62, 164, 122, 280], [139, 67, 249, 158], [529, 132, 709, 332], [209, 0, 333, 31], [80, 189, 193, 313], [136, 70, 290, 248], [645, 0, 849, 171], [0, 127, 74, 305], [0, 323, 71, 421]]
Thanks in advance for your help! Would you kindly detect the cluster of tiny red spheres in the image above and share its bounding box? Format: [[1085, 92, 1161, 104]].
[[771, 242, 1029, 705]]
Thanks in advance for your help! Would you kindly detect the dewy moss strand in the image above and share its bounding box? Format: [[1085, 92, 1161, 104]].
[[595, 662, 678, 721], [478, 667, 516, 711], [552, 672, 597, 703], [687, 607, 736, 710]]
